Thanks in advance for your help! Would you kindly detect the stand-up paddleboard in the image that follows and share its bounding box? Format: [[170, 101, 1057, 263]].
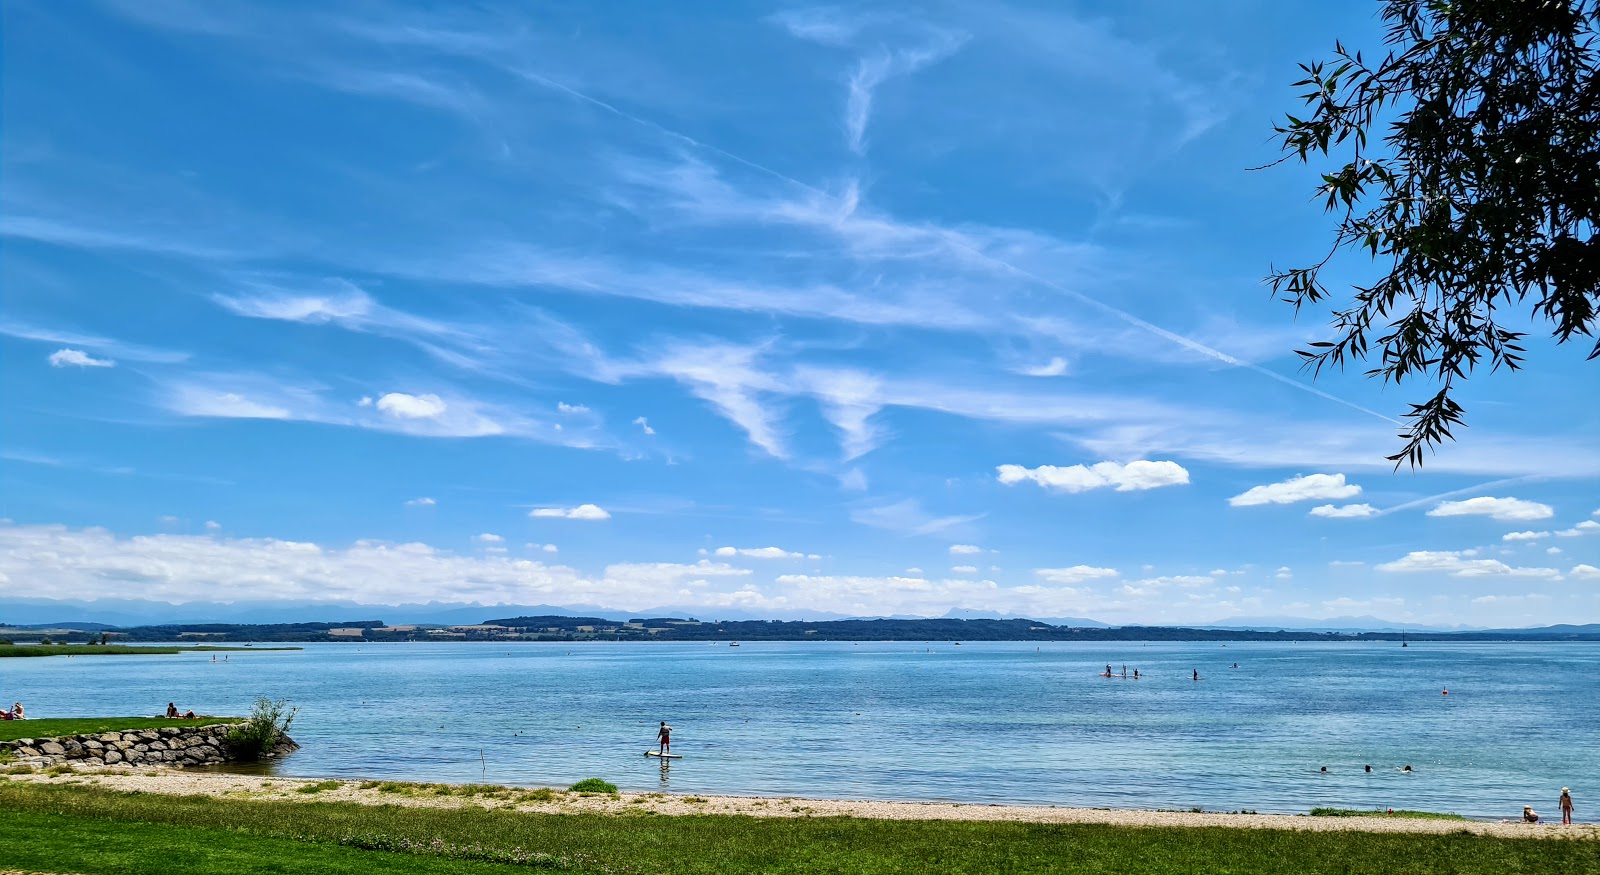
[[645, 751, 683, 758]]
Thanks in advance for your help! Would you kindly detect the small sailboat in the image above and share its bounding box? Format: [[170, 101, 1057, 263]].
[[1401, 633, 1408, 648], [729, 641, 740, 647]]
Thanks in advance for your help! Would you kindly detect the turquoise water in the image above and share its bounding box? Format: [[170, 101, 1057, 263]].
[[5, 640, 1595, 818]]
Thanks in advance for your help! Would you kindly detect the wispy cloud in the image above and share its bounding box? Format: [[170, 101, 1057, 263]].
[[851, 499, 982, 536], [0, 320, 189, 364], [842, 33, 967, 154]]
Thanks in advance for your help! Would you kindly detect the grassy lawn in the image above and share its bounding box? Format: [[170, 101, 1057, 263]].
[[0, 808, 537, 875], [1, 782, 1595, 875], [0, 717, 238, 743], [0, 644, 299, 657]]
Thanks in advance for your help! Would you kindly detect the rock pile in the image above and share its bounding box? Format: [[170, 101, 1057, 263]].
[[1, 723, 298, 769]]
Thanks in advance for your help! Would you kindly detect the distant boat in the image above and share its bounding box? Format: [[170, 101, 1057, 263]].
[[729, 642, 740, 647], [953, 642, 961, 646]]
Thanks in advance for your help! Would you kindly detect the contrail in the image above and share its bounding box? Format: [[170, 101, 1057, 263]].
[[515, 68, 1400, 425], [1374, 475, 1545, 517]]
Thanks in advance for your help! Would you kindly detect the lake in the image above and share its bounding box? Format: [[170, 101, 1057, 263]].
[[5, 640, 1595, 818]]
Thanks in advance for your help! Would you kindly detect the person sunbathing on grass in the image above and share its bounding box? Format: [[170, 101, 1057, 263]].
[[166, 703, 196, 719], [5, 702, 23, 719]]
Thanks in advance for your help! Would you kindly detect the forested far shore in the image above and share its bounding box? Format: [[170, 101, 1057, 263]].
[[2, 616, 1597, 645]]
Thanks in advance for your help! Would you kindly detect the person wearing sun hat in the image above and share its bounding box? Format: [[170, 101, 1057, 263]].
[[1560, 788, 1574, 825]]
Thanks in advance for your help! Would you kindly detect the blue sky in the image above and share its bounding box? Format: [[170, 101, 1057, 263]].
[[2, 0, 1596, 625]]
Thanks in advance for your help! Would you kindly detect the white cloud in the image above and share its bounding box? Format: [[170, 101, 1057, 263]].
[[204, 520, 221, 531], [951, 565, 978, 574], [1556, 520, 1600, 537], [557, 402, 590, 414], [473, 533, 504, 544], [1376, 551, 1562, 578], [0, 522, 795, 609], [949, 544, 982, 555], [376, 392, 448, 419], [529, 504, 611, 520], [713, 546, 805, 559], [170, 388, 291, 419], [48, 348, 115, 368], [843, 34, 967, 155], [1017, 357, 1068, 377], [851, 499, 981, 536], [632, 416, 655, 436], [1570, 564, 1600, 580], [1309, 503, 1376, 519], [1229, 473, 1361, 507], [997, 460, 1189, 493], [1502, 530, 1550, 541], [1547, 547, 1563, 555], [1034, 566, 1119, 584], [904, 567, 924, 574], [404, 497, 436, 507], [1275, 566, 1293, 580], [1428, 497, 1554, 522]]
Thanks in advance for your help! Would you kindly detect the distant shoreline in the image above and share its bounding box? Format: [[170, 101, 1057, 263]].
[[4, 616, 1597, 645]]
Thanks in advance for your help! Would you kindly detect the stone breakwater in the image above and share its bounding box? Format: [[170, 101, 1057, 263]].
[[1, 723, 298, 769]]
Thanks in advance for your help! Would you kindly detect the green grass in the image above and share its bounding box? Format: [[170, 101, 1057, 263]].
[[1311, 806, 1470, 820], [569, 778, 618, 794], [0, 644, 300, 657], [0, 781, 1594, 875], [0, 807, 541, 875], [0, 716, 239, 742]]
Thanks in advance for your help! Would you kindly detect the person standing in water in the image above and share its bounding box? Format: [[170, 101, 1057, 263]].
[[1560, 788, 1574, 825], [1192, 669, 1200, 681], [656, 721, 672, 755]]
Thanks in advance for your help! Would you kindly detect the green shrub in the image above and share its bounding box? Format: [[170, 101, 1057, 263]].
[[295, 781, 341, 794], [569, 778, 617, 794], [223, 697, 298, 761]]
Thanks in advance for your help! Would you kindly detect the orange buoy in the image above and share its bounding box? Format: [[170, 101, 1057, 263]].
[[1442, 689, 1449, 695]]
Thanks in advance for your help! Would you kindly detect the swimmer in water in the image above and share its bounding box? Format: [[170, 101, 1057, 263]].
[[1401, 765, 1414, 773], [1193, 669, 1200, 681], [1365, 765, 1373, 773], [1320, 766, 1328, 773]]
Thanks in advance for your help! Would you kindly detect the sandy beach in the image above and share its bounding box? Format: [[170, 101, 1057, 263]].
[[8, 766, 1595, 840]]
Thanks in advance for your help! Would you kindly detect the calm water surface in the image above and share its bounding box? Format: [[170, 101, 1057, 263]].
[[6, 640, 1596, 818]]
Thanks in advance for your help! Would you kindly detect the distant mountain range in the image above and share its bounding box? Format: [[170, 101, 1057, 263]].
[[0, 597, 1590, 635], [1195, 615, 1483, 633]]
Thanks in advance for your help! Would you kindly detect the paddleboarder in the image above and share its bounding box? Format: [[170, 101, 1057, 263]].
[[657, 721, 672, 756]]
